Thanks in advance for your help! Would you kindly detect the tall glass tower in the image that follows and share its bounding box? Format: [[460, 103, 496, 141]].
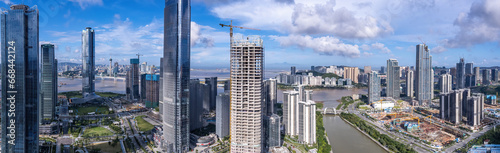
[[387, 59, 400, 99], [82, 27, 95, 97], [416, 44, 433, 106], [40, 44, 58, 123], [162, 0, 190, 152], [456, 58, 465, 89], [1, 4, 39, 152], [368, 71, 381, 103]]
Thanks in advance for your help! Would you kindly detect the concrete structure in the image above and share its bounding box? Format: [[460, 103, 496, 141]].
[[439, 74, 452, 93], [344, 67, 359, 83], [387, 59, 400, 99], [474, 67, 481, 84], [482, 69, 491, 85], [468, 144, 500, 153], [162, 0, 190, 151], [283, 91, 299, 136], [406, 69, 414, 97], [368, 71, 381, 103], [216, 93, 230, 138], [126, 58, 140, 100], [456, 58, 466, 89], [264, 79, 278, 116], [298, 100, 316, 145], [40, 44, 58, 123], [465, 63, 473, 75], [189, 79, 209, 131], [466, 93, 484, 127], [82, 27, 95, 98], [205, 77, 217, 111], [140, 74, 160, 108], [267, 114, 281, 149], [1, 4, 40, 152], [416, 44, 433, 106], [229, 36, 264, 152], [371, 101, 395, 110], [109, 58, 113, 76], [364, 66, 371, 74], [440, 90, 466, 124]]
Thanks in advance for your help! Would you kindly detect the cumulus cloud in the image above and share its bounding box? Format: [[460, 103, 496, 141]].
[[0, 0, 12, 5], [68, 0, 103, 10], [443, 0, 500, 48], [431, 46, 447, 53], [360, 42, 391, 53], [271, 35, 360, 58], [191, 22, 215, 47]]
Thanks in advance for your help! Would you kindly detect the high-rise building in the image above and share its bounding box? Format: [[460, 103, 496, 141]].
[[189, 79, 209, 131], [474, 67, 481, 84], [387, 59, 400, 98], [406, 69, 414, 98], [344, 67, 359, 83], [230, 36, 264, 152], [264, 79, 277, 116], [482, 69, 491, 85], [456, 58, 465, 89], [283, 91, 299, 136], [223, 79, 230, 92], [291, 66, 296, 75], [415, 44, 433, 106], [465, 63, 473, 75], [466, 93, 484, 127], [162, 0, 190, 152], [82, 27, 95, 98], [267, 114, 281, 149], [216, 93, 230, 138], [140, 74, 160, 108], [126, 58, 140, 100], [1, 4, 40, 152], [298, 100, 316, 145], [380, 66, 386, 74], [109, 58, 113, 76], [364, 66, 371, 74], [492, 69, 499, 82], [368, 71, 381, 103], [465, 74, 476, 88], [440, 90, 465, 124], [40, 44, 58, 123], [439, 74, 452, 94], [205, 77, 217, 111]]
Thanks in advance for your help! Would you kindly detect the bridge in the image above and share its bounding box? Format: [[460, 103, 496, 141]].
[[97, 75, 126, 82], [320, 107, 345, 115]]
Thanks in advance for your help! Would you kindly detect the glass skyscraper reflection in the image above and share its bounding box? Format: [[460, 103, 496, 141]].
[[82, 27, 95, 97], [162, 0, 191, 152], [1, 4, 40, 152], [40, 44, 58, 123], [416, 44, 433, 106]]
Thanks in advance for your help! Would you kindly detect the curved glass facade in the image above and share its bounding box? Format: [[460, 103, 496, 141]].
[[82, 27, 95, 97]]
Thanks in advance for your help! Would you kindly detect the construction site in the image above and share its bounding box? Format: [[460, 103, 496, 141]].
[[366, 100, 466, 148]]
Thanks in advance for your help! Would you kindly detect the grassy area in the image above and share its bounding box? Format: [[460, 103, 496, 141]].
[[316, 102, 324, 109], [135, 115, 155, 132], [40, 137, 57, 143], [82, 127, 114, 137], [88, 142, 122, 153], [69, 126, 82, 137], [316, 112, 332, 153], [70, 106, 110, 115], [321, 73, 340, 79], [59, 91, 83, 99], [96, 92, 125, 98]]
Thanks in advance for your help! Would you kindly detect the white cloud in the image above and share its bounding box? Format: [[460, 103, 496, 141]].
[[68, 0, 103, 10], [360, 42, 391, 53], [271, 35, 360, 58], [431, 46, 447, 53], [0, 0, 12, 5], [191, 22, 215, 47]]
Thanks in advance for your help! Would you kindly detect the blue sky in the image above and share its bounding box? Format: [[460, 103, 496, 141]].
[[2, 0, 500, 70]]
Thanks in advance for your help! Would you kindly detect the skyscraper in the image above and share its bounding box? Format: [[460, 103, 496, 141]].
[[368, 71, 381, 103], [482, 69, 491, 85], [264, 79, 277, 116], [216, 93, 230, 138], [230, 36, 264, 152], [387, 59, 400, 99], [439, 74, 452, 94], [466, 93, 484, 127], [439, 90, 464, 124], [109, 58, 113, 76], [364, 66, 371, 74], [465, 63, 473, 75], [416, 44, 433, 106], [189, 79, 209, 131], [291, 66, 296, 75], [456, 58, 465, 89], [140, 74, 160, 108], [267, 114, 281, 149], [474, 67, 481, 84], [406, 69, 414, 98], [82, 27, 95, 98], [492, 69, 499, 82], [344, 67, 359, 83], [162, 0, 190, 152], [40, 44, 58, 123], [298, 100, 316, 145], [283, 91, 299, 136], [380, 66, 386, 74], [465, 74, 476, 87], [1, 4, 40, 152], [126, 58, 140, 100], [205, 77, 217, 111]]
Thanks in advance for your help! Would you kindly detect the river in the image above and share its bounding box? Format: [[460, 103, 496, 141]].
[[278, 88, 387, 153]]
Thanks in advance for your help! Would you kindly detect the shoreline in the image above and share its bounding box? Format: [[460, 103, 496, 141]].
[[340, 117, 392, 153]]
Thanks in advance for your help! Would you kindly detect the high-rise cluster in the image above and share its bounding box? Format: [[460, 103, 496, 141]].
[[283, 87, 316, 145]]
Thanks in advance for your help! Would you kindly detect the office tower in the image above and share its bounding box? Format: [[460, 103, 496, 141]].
[[344, 67, 359, 83], [264, 79, 277, 116], [291, 66, 296, 75], [298, 100, 316, 145], [159, 58, 163, 115], [113, 62, 119, 75], [162, 0, 190, 152], [492, 69, 499, 82], [380, 66, 385, 74], [440, 90, 464, 124], [141, 74, 160, 108], [439, 74, 452, 93], [223, 80, 230, 92], [482, 69, 491, 85], [474, 67, 481, 84], [406, 69, 414, 97], [189, 79, 209, 131], [109, 58, 113, 76], [82, 27, 95, 98], [387, 59, 400, 99], [1, 4, 39, 152], [216, 93, 230, 138], [465, 75, 476, 88], [456, 58, 465, 89], [466, 93, 484, 127], [415, 44, 433, 106], [230, 36, 264, 152], [465, 63, 473, 75], [40, 44, 58, 123], [267, 114, 281, 148], [283, 91, 299, 135], [205, 77, 217, 111], [127, 58, 140, 100], [450, 67, 457, 85], [364, 66, 371, 74], [368, 71, 381, 103]]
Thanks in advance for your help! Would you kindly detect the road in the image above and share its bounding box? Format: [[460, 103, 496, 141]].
[[444, 121, 500, 152]]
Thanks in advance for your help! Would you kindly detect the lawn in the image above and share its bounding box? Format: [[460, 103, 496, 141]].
[[82, 127, 114, 137], [59, 91, 83, 99], [135, 115, 155, 132], [71, 106, 110, 115], [88, 142, 122, 153]]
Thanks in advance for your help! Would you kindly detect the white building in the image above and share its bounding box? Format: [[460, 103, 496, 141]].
[[371, 100, 395, 110], [298, 100, 316, 145]]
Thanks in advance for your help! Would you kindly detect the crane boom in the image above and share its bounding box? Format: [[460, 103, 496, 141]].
[[219, 20, 261, 41]]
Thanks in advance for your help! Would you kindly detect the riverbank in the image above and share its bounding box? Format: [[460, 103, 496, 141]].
[[340, 116, 392, 153]]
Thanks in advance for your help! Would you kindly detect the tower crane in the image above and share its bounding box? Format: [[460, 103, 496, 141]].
[[219, 20, 261, 43], [136, 53, 143, 60]]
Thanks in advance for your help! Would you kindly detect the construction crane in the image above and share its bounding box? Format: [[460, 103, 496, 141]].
[[369, 99, 384, 111], [136, 53, 143, 60], [219, 20, 261, 43]]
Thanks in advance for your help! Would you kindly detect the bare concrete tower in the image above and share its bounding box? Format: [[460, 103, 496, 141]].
[[230, 36, 264, 152]]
